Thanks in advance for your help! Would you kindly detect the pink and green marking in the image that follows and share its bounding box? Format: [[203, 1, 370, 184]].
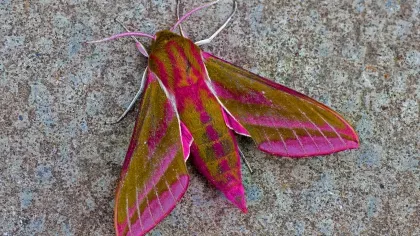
[[149, 31, 247, 212], [88, 1, 359, 235]]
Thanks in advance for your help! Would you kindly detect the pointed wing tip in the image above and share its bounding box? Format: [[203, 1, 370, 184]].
[[349, 139, 360, 149], [346, 123, 360, 146]]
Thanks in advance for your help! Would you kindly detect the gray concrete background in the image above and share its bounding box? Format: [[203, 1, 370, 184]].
[[1, 0, 419, 235]]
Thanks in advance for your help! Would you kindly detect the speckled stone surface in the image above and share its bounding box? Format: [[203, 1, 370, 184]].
[[1, 0, 419, 235]]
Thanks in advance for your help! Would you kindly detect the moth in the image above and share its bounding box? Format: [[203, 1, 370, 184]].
[[88, 0, 359, 235]]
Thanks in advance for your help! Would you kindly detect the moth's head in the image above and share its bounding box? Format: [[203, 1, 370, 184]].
[[150, 30, 186, 53], [155, 30, 180, 41]]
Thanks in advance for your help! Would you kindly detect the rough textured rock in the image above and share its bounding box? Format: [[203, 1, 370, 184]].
[[1, 0, 418, 235]]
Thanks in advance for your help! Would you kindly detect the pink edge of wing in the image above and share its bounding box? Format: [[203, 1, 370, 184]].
[[126, 175, 189, 236], [180, 122, 193, 161], [120, 74, 155, 175], [239, 112, 359, 157], [259, 137, 359, 158]]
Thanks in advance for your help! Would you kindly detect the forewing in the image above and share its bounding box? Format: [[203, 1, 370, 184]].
[[203, 52, 359, 157], [115, 72, 189, 236]]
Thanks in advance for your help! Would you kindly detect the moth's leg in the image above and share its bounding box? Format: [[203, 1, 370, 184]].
[[238, 145, 253, 174], [176, 0, 186, 37], [111, 67, 148, 124], [114, 19, 149, 57], [170, 0, 220, 31], [195, 0, 237, 46]]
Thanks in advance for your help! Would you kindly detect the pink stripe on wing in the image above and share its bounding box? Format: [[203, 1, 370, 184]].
[[121, 144, 179, 229], [211, 82, 273, 106], [147, 102, 175, 157], [130, 175, 189, 235]]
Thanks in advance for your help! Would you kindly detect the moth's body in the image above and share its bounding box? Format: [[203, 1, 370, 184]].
[[148, 30, 246, 210], [90, 3, 359, 235]]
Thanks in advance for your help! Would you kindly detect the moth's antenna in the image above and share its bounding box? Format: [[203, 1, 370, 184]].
[[176, 0, 186, 37], [114, 18, 149, 57], [170, 0, 220, 32], [195, 0, 237, 46], [238, 147, 253, 174]]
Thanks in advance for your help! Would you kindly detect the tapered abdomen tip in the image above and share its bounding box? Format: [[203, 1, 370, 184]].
[[225, 187, 248, 213]]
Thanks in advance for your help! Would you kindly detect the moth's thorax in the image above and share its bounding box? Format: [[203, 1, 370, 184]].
[[150, 30, 184, 51], [148, 30, 207, 93]]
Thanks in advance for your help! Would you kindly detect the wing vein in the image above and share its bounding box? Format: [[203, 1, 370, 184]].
[[135, 186, 144, 232], [311, 107, 346, 146], [292, 114, 321, 153], [144, 183, 158, 224], [298, 108, 335, 151], [263, 132, 274, 150], [292, 129, 306, 155], [126, 197, 133, 235], [153, 185, 165, 213], [174, 170, 185, 189], [165, 180, 178, 203]]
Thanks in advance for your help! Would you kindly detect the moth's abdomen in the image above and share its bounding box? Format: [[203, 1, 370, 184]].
[[179, 82, 247, 212]]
